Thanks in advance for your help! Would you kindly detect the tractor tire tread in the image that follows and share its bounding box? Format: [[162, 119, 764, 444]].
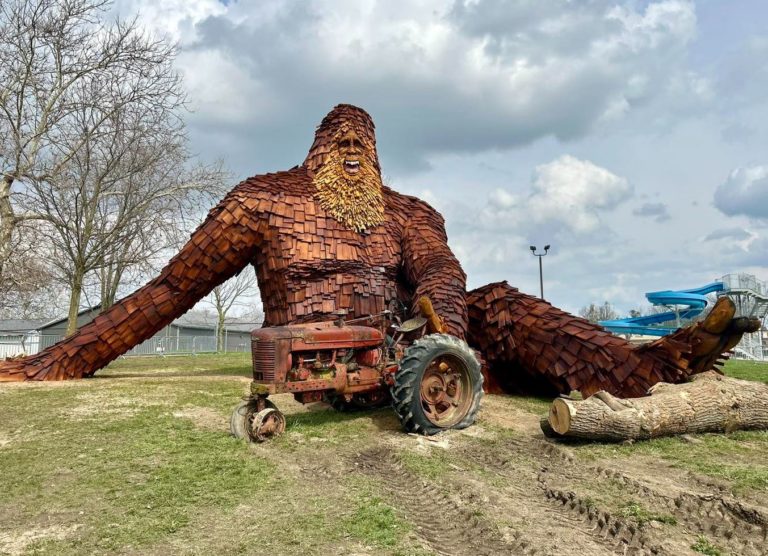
[[391, 334, 483, 436]]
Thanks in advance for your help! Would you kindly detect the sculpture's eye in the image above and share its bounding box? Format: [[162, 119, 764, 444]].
[[339, 139, 351, 149]]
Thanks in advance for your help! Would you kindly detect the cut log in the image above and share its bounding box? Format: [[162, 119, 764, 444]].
[[544, 371, 768, 442]]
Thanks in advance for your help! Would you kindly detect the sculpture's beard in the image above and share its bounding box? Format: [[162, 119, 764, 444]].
[[312, 150, 385, 232]]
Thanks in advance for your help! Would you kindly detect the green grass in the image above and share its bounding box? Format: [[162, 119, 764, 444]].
[[506, 395, 552, 415], [619, 502, 677, 526], [398, 449, 456, 480], [2, 353, 766, 554], [0, 375, 276, 554], [722, 358, 768, 383], [691, 535, 723, 555], [0, 354, 427, 555], [12, 360, 425, 553], [101, 351, 253, 377], [342, 494, 407, 548]]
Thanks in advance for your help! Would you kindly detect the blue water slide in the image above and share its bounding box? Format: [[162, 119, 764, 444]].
[[599, 282, 725, 336]]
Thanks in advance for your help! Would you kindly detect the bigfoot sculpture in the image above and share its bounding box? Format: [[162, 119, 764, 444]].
[[0, 105, 758, 397]]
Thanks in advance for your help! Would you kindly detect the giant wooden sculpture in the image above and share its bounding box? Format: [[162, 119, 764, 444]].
[[0, 105, 759, 397]]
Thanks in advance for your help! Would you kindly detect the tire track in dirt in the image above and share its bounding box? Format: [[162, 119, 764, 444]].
[[462, 437, 662, 555], [471, 436, 766, 556], [536, 440, 768, 556], [351, 447, 539, 556]]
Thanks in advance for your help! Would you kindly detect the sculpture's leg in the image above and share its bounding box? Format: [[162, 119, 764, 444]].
[[466, 282, 758, 398], [0, 189, 263, 381]]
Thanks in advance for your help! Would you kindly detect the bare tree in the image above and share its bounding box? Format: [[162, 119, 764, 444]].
[[28, 106, 227, 334], [0, 222, 64, 319], [579, 301, 619, 323], [206, 268, 258, 352], [0, 0, 228, 333]]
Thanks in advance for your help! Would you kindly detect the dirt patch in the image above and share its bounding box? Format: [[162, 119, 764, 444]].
[[477, 395, 543, 435], [0, 524, 81, 555], [172, 407, 228, 432], [0, 433, 12, 448], [67, 391, 166, 419], [352, 447, 516, 556]]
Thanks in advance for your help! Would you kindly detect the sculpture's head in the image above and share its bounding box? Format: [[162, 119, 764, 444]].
[[306, 104, 384, 232]]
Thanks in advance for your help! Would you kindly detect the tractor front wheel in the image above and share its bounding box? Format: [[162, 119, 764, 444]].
[[391, 334, 483, 435], [230, 398, 286, 442]]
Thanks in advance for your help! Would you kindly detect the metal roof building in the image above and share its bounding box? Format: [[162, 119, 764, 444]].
[[0, 307, 254, 358]]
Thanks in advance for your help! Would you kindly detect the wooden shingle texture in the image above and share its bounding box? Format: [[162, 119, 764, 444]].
[[0, 105, 750, 398]]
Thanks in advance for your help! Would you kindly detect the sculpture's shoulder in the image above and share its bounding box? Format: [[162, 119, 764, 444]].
[[382, 185, 446, 229], [211, 167, 312, 216], [235, 166, 311, 199]]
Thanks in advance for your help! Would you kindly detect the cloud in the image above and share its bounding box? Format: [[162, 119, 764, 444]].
[[472, 155, 632, 240], [116, 0, 701, 176], [632, 202, 670, 222], [714, 165, 768, 219], [437, 154, 634, 298], [108, 0, 768, 314], [527, 155, 633, 233], [720, 122, 756, 144], [704, 227, 751, 241]]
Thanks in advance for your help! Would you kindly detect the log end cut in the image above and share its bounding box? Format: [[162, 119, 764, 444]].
[[549, 398, 572, 435]]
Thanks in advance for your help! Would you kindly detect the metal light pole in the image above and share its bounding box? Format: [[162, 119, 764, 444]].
[[529, 244, 550, 299]]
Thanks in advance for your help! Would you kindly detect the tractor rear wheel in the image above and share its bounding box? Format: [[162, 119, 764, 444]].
[[391, 334, 483, 435]]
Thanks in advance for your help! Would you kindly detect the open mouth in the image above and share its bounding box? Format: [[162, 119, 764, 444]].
[[343, 159, 360, 175]]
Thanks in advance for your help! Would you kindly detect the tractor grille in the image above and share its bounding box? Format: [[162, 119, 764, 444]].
[[252, 338, 276, 381]]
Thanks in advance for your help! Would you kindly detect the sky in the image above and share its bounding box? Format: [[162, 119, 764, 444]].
[[113, 0, 768, 316]]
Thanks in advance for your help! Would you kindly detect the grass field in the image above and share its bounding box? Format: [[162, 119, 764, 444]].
[[0, 354, 766, 555]]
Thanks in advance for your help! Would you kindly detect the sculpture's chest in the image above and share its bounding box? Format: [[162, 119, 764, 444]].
[[262, 195, 401, 277]]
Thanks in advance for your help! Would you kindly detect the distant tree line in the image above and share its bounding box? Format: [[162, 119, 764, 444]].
[[579, 302, 671, 323], [578, 302, 619, 323]]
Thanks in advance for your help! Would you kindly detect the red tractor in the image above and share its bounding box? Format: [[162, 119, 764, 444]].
[[230, 306, 483, 442]]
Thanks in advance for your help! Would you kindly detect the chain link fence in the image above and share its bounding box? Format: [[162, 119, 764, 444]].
[[0, 332, 251, 358]]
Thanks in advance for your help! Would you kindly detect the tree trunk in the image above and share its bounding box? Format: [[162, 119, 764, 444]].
[[217, 309, 225, 352], [544, 371, 768, 441], [99, 262, 123, 311], [66, 269, 85, 336], [0, 175, 16, 279]]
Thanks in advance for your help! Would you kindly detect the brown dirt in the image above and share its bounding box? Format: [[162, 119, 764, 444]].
[[2, 375, 766, 556], [339, 395, 768, 556], [0, 525, 81, 555], [211, 392, 768, 556]]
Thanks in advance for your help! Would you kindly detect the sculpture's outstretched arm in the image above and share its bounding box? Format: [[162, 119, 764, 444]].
[[0, 183, 266, 381], [467, 283, 761, 398], [400, 198, 468, 338]]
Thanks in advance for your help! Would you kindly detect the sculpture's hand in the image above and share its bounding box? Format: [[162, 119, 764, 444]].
[[0, 359, 26, 382]]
